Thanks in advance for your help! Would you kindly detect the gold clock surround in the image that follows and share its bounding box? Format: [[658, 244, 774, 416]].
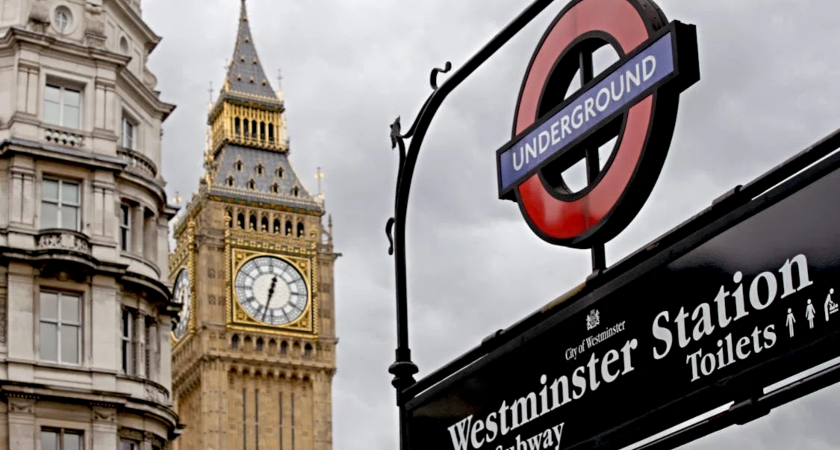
[[170, 221, 197, 347], [226, 243, 319, 337]]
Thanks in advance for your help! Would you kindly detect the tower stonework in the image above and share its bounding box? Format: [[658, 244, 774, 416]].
[[170, 2, 339, 450]]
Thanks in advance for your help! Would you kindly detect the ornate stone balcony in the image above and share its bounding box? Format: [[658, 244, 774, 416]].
[[36, 229, 91, 255], [44, 126, 85, 148], [118, 147, 158, 179]]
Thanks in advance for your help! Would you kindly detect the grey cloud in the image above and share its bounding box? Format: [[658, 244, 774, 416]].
[[144, 0, 840, 449]]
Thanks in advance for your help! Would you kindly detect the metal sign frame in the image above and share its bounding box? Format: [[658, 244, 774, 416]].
[[404, 128, 840, 450], [384, 0, 840, 449]]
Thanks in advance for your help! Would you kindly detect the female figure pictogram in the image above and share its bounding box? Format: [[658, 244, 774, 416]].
[[806, 299, 817, 329]]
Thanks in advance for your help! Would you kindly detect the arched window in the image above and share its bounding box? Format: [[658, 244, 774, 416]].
[[247, 179, 256, 190], [235, 117, 241, 137], [231, 334, 240, 349], [226, 176, 235, 187], [256, 164, 264, 175], [261, 216, 269, 232], [292, 342, 301, 356], [243, 119, 250, 138], [260, 122, 266, 141], [256, 338, 264, 351], [268, 339, 277, 352], [304, 343, 313, 359], [269, 124, 275, 142], [235, 160, 243, 171], [276, 166, 284, 178], [251, 120, 257, 137], [280, 341, 288, 355], [271, 183, 279, 194], [292, 187, 300, 197], [225, 209, 233, 227], [237, 213, 245, 229], [297, 222, 304, 238], [285, 221, 293, 236], [273, 219, 281, 233], [249, 215, 257, 231]]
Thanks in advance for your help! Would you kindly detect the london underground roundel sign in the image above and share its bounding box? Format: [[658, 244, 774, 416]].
[[496, 0, 700, 249]]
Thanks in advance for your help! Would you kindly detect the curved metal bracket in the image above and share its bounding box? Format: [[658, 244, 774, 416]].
[[386, 1, 562, 449]]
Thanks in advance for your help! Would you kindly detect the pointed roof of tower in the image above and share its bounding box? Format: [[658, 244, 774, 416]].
[[223, 0, 278, 100]]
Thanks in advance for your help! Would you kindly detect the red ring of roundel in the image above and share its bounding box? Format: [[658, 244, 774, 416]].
[[513, 0, 657, 246]]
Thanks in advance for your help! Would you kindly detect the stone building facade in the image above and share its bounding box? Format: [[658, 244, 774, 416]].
[[0, 0, 181, 449], [170, 2, 340, 450]]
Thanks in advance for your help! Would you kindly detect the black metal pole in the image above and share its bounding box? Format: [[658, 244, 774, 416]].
[[579, 49, 607, 272], [386, 2, 564, 450]]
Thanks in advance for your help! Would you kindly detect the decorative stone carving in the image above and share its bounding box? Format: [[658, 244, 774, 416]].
[[37, 230, 91, 254], [143, 67, 158, 90], [118, 427, 143, 441], [84, 3, 106, 48], [145, 383, 169, 404], [93, 406, 116, 423], [28, 0, 50, 32], [7, 397, 35, 414]]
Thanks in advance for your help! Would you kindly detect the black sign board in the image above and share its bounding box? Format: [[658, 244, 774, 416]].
[[406, 149, 840, 450]]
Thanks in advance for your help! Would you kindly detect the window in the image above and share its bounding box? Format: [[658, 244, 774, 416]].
[[235, 160, 243, 171], [40, 291, 81, 365], [292, 187, 299, 197], [121, 116, 136, 150], [44, 84, 81, 129], [119, 204, 131, 251], [41, 178, 81, 231], [121, 309, 134, 375], [304, 343, 312, 359], [53, 7, 72, 33], [42, 428, 83, 450], [276, 166, 284, 178], [271, 183, 279, 194], [227, 176, 235, 187], [297, 223, 304, 238], [231, 334, 240, 349], [247, 179, 256, 190], [119, 37, 129, 55], [145, 318, 153, 379], [256, 164, 264, 175], [120, 439, 138, 450]]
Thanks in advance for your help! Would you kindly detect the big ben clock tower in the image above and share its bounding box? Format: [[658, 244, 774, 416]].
[[170, 2, 340, 450]]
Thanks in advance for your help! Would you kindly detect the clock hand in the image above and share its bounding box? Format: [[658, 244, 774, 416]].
[[261, 276, 279, 321]]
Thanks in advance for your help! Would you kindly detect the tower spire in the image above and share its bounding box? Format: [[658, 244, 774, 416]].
[[222, 0, 278, 99]]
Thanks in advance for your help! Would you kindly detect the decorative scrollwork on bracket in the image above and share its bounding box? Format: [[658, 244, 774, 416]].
[[386, 218, 395, 255], [430, 61, 453, 90], [390, 116, 406, 165]]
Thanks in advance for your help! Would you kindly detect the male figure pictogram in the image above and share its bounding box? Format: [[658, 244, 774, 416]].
[[786, 308, 796, 337]]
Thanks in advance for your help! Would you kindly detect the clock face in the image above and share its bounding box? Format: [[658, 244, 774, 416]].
[[234, 256, 308, 326], [172, 269, 191, 340]]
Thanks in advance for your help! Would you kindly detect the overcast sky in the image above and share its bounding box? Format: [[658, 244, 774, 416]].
[[143, 0, 840, 449]]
